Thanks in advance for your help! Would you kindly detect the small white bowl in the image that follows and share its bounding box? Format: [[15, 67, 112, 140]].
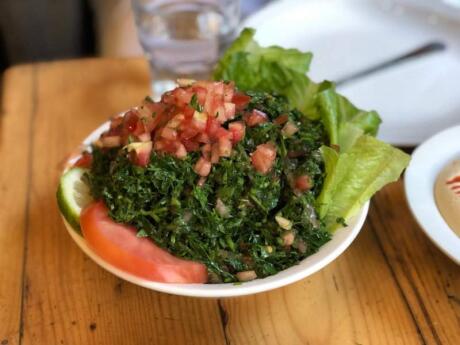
[[61, 122, 369, 297], [405, 125, 460, 264]]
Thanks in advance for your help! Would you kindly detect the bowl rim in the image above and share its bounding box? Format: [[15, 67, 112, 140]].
[[60, 121, 370, 297], [404, 125, 460, 264]]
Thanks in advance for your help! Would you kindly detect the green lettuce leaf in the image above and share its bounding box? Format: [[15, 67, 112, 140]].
[[316, 88, 382, 149], [214, 28, 318, 116], [317, 136, 410, 230]]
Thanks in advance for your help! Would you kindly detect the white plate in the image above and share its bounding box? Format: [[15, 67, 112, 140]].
[[244, 0, 460, 145], [61, 121, 369, 298], [405, 125, 460, 264]]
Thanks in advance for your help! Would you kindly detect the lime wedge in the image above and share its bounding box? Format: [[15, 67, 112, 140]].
[[56, 168, 93, 232]]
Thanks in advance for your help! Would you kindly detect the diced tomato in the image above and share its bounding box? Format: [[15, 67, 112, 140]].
[[179, 123, 200, 140], [214, 127, 232, 140], [96, 80, 246, 176], [182, 106, 195, 119], [205, 116, 220, 139], [123, 111, 143, 135], [223, 102, 236, 121], [211, 143, 220, 164], [160, 127, 178, 141], [166, 114, 185, 129], [295, 175, 312, 192], [175, 143, 187, 159], [173, 87, 193, 106], [228, 121, 245, 143], [191, 111, 208, 131], [73, 152, 93, 168], [232, 92, 251, 111], [161, 91, 176, 105], [223, 82, 235, 102], [215, 105, 227, 123], [251, 143, 277, 174], [244, 109, 268, 127], [204, 91, 223, 118], [212, 81, 225, 96], [182, 139, 200, 152], [141, 102, 168, 133], [196, 132, 211, 144], [80, 202, 208, 283], [191, 86, 207, 104], [201, 143, 212, 160], [273, 114, 289, 125], [194, 157, 212, 177], [218, 137, 232, 157]]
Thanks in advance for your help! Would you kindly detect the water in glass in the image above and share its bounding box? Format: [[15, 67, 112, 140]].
[[132, 0, 240, 97]]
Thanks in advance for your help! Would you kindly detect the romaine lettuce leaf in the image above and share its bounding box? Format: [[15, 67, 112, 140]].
[[317, 88, 381, 149], [317, 136, 410, 230]]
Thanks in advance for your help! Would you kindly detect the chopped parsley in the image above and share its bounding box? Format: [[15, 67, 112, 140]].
[[87, 92, 330, 283], [190, 94, 203, 112]]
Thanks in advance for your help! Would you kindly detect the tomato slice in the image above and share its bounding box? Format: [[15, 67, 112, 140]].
[[80, 202, 208, 283]]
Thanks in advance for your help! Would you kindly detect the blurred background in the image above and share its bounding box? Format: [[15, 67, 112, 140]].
[[1, 0, 459, 144], [0, 0, 270, 71]]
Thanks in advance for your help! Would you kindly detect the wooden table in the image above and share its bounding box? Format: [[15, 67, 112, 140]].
[[0, 58, 459, 345]]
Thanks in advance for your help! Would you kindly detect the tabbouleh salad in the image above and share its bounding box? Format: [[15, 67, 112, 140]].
[[57, 29, 410, 284]]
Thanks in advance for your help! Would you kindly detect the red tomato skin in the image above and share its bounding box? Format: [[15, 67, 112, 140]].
[[273, 114, 289, 125], [73, 152, 93, 168], [80, 202, 208, 283], [205, 116, 221, 139], [120, 111, 145, 142], [232, 92, 251, 110]]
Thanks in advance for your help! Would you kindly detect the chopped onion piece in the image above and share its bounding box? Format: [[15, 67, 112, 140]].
[[282, 231, 295, 246], [275, 215, 293, 230], [281, 121, 299, 137], [236, 270, 257, 282], [215, 198, 230, 218], [177, 78, 196, 87]]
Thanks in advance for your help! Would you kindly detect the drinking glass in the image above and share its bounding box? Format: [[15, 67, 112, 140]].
[[131, 0, 240, 98]]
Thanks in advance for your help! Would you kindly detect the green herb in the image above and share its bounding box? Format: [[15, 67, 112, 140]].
[[144, 96, 154, 103], [190, 94, 203, 112], [88, 93, 330, 282]]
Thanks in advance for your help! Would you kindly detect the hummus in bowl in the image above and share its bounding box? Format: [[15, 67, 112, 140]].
[[435, 160, 460, 237]]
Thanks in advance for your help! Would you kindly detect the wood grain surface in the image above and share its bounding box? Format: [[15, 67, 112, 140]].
[[0, 58, 458, 345]]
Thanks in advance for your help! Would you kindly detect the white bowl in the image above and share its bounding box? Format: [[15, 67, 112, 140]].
[[61, 122, 369, 297], [405, 125, 460, 264]]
